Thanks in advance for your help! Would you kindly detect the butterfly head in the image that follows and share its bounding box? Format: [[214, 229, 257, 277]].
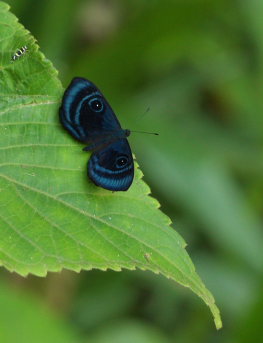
[[124, 129, 131, 137]]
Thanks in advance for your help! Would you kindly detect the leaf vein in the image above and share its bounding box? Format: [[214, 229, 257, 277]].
[[0, 174, 199, 289]]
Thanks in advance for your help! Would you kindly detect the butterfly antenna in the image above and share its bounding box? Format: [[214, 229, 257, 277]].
[[134, 106, 151, 122], [142, 106, 150, 117], [130, 130, 159, 136]]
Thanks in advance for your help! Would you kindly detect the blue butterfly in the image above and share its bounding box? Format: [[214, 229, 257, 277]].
[[59, 77, 134, 191]]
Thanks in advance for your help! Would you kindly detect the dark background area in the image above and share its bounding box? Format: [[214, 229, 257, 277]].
[[1, 1, 263, 342]]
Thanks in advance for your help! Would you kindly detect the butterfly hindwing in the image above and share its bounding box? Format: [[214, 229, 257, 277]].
[[88, 139, 134, 191], [60, 77, 134, 191]]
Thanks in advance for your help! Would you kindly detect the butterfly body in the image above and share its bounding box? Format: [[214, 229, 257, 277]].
[[60, 77, 134, 191]]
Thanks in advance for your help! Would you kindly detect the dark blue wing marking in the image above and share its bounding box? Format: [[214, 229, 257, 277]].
[[59, 77, 122, 142], [88, 139, 134, 191]]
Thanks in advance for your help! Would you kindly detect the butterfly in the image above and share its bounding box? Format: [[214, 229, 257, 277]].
[[59, 77, 134, 191]]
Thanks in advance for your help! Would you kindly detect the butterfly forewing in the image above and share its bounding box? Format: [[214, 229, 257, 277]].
[[60, 78, 122, 142]]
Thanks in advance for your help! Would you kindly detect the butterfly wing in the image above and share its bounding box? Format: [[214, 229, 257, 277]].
[[59, 77, 122, 142], [88, 138, 134, 191], [60, 77, 134, 191]]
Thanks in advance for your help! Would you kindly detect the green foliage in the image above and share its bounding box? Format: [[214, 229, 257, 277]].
[[0, 1, 221, 330], [0, 280, 77, 343], [1, 0, 263, 341]]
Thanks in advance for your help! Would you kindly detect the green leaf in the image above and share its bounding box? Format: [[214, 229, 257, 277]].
[[0, 1, 222, 329]]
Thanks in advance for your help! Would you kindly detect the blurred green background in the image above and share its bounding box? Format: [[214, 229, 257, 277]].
[[1, 0, 263, 342]]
